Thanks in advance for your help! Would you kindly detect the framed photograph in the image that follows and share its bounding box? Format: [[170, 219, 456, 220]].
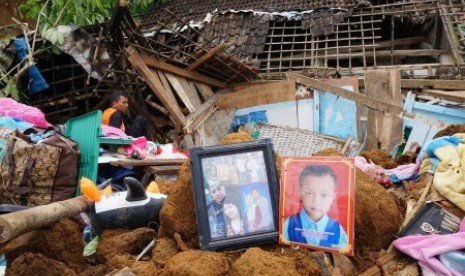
[[190, 138, 280, 251], [279, 156, 355, 255]]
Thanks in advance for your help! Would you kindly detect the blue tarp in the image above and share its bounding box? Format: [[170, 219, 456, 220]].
[[14, 37, 49, 94]]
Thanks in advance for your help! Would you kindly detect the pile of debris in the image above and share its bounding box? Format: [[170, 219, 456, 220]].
[[2, 133, 407, 275]]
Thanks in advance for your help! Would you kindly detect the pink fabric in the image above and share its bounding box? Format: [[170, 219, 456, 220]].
[[393, 218, 465, 276], [385, 163, 419, 181], [354, 156, 392, 187], [0, 98, 51, 128], [124, 136, 147, 156], [156, 144, 189, 159], [101, 124, 130, 138]]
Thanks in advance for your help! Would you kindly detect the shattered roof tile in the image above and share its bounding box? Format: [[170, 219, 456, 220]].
[[143, 0, 371, 24]]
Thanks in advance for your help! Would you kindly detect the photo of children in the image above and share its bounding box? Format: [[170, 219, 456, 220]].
[[280, 157, 355, 255]]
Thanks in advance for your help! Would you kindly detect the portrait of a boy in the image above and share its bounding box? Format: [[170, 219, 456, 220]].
[[280, 157, 355, 255]]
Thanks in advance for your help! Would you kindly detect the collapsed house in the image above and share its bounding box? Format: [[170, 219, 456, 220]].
[[3, 0, 462, 150]]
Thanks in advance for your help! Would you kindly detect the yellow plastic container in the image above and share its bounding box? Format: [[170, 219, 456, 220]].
[[80, 177, 102, 202], [146, 181, 160, 194]]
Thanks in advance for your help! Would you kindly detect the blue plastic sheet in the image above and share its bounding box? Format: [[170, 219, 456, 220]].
[[14, 37, 49, 94]]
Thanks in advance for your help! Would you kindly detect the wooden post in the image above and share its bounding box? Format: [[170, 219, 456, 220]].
[[0, 196, 92, 243], [187, 44, 227, 71], [125, 47, 186, 127], [365, 69, 403, 151]]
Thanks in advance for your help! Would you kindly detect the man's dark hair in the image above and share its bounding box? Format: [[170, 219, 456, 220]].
[[298, 165, 338, 189], [109, 90, 127, 104]]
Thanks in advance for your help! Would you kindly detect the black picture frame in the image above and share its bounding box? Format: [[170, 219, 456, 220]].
[[190, 138, 280, 251]]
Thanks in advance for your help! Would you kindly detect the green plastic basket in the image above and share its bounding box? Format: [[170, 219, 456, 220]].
[[66, 110, 132, 195]]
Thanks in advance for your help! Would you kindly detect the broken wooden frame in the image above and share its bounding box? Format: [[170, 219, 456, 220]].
[[129, 9, 260, 83], [90, 4, 262, 145]]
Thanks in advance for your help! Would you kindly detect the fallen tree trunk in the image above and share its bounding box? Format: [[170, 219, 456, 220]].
[[0, 196, 92, 243]]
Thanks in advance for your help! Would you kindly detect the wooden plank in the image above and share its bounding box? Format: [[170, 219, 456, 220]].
[[156, 70, 178, 104], [187, 44, 227, 71], [340, 63, 453, 76], [360, 79, 465, 90], [404, 92, 465, 125], [182, 134, 195, 150], [365, 69, 403, 151], [267, 49, 445, 62], [145, 94, 169, 115], [194, 82, 215, 101], [194, 130, 201, 147], [302, 36, 426, 57], [218, 80, 296, 109], [326, 77, 361, 141], [359, 252, 400, 276], [184, 92, 221, 134], [141, 54, 225, 88], [124, 47, 186, 127], [143, 165, 181, 175], [316, 83, 358, 140], [286, 72, 409, 117], [165, 73, 202, 112], [111, 159, 187, 167], [421, 89, 465, 102], [402, 79, 465, 90], [403, 114, 449, 155]]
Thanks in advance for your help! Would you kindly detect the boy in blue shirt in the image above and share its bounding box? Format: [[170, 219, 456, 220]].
[[283, 165, 348, 249]]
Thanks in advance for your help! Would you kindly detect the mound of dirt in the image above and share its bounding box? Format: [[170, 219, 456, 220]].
[[353, 170, 403, 250], [231, 247, 300, 275], [3, 217, 87, 273], [433, 124, 465, 138], [360, 149, 398, 169], [157, 160, 199, 248], [6, 252, 77, 276], [163, 250, 230, 275], [220, 132, 253, 145], [156, 179, 178, 195], [97, 227, 156, 262], [151, 237, 179, 267], [131, 260, 158, 275], [265, 245, 324, 275]]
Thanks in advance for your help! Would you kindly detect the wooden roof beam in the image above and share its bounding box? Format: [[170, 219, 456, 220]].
[[125, 46, 186, 128], [287, 72, 409, 118], [141, 54, 225, 88]]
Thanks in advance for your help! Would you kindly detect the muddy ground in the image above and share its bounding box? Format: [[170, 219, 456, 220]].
[[2, 133, 410, 275]]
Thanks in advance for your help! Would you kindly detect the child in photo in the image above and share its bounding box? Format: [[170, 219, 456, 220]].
[[282, 165, 348, 248]]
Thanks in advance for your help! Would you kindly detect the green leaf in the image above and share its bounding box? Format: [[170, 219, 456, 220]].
[[50, 45, 61, 55], [4, 80, 20, 101]]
